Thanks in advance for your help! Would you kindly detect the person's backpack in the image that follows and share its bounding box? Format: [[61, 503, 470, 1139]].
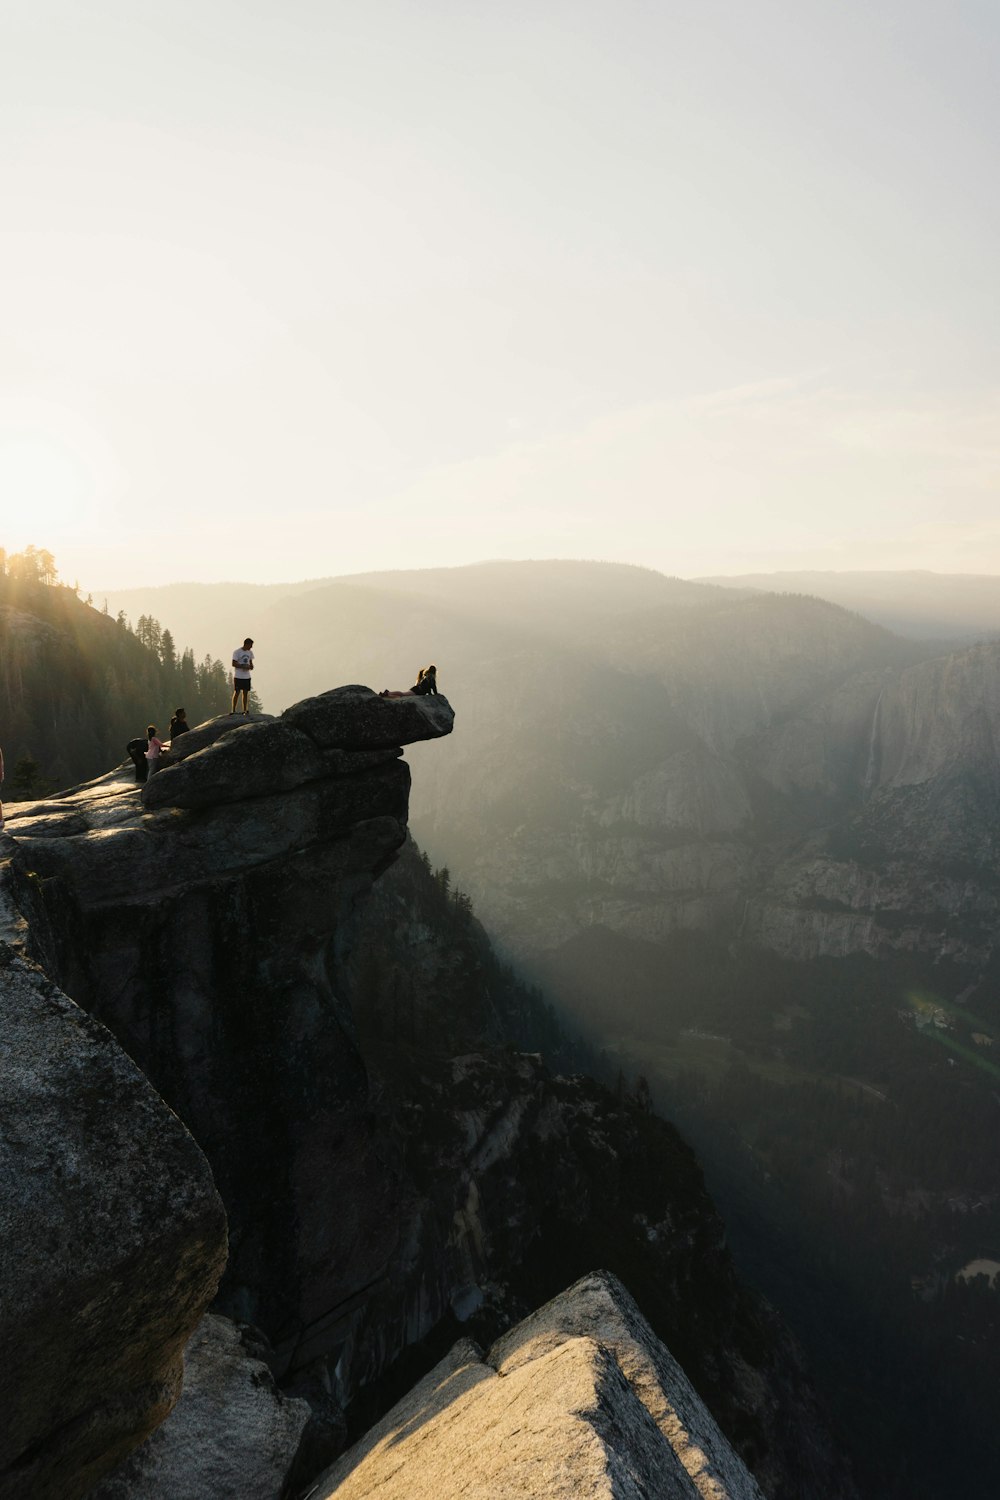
[[126, 737, 147, 757]]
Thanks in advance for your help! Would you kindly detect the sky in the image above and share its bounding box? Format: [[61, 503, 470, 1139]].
[[2, 0, 999, 589]]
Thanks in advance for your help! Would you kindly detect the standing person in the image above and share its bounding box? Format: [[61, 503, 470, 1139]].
[[231, 637, 255, 715], [169, 707, 190, 740], [145, 725, 164, 777]]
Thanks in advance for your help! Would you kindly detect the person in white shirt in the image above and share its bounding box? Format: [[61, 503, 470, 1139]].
[[231, 637, 255, 715]]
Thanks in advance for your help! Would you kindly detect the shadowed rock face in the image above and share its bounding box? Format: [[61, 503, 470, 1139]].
[[0, 949, 227, 1500], [316, 1272, 765, 1500], [7, 687, 455, 1383]]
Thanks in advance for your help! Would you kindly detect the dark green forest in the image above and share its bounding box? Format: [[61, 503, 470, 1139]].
[[0, 546, 258, 794]]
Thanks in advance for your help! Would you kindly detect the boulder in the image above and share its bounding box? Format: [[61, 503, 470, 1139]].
[[144, 719, 403, 811], [90, 1314, 311, 1500], [0, 948, 227, 1500], [282, 684, 455, 751], [143, 721, 324, 809], [160, 714, 276, 766], [314, 1271, 764, 1500], [490, 1271, 767, 1500]]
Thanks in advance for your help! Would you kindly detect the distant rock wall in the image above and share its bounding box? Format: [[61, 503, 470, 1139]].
[[407, 633, 1000, 974]]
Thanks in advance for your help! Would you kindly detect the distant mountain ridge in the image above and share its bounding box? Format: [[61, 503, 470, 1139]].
[[98, 560, 740, 664], [697, 568, 1000, 640]]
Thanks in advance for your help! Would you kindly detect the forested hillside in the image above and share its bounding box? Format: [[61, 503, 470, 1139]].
[[0, 547, 246, 792]]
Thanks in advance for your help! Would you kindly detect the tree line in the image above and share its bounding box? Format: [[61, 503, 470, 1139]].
[[0, 545, 260, 794]]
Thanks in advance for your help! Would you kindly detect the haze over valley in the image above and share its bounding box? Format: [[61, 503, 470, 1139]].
[[82, 558, 1000, 1495]]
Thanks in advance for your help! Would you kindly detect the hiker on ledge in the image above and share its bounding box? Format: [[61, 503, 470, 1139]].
[[380, 664, 438, 699], [231, 638, 254, 715]]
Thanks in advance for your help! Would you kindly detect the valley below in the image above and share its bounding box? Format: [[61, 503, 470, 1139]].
[[34, 558, 1000, 1496]]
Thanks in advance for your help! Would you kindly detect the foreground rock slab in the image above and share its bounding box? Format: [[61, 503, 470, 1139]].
[[90, 1314, 311, 1500], [316, 1270, 765, 1500], [0, 948, 227, 1500]]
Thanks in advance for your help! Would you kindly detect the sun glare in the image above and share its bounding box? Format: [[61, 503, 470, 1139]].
[[0, 433, 94, 544]]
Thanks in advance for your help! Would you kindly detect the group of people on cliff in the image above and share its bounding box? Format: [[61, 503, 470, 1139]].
[[127, 637, 258, 783], [127, 709, 190, 783], [126, 638, 439, 784]]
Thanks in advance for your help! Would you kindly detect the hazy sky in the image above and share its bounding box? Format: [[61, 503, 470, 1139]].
[[2, 0, 998, 588]]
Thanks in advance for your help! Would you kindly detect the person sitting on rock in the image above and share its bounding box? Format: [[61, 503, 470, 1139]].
[[169, 707, 190, 740], [380, 664, 438, 699]]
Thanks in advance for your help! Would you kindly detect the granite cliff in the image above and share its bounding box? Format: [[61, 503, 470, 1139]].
[[9, 687, 454, 1380], [0, 685, 855, 1497]]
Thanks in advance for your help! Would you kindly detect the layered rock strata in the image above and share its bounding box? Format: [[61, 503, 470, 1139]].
[[316, 1271, 764, 1500]]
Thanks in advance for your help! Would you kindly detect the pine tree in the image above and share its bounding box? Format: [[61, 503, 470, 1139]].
[[8, 755, 54, 801], [160, 628, 177, 672]]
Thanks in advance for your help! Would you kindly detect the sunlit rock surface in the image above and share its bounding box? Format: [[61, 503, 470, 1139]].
[[316, 1271, 764, 1500]]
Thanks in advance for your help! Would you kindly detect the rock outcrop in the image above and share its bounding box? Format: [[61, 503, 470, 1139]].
[[90, 1314, 311, 1500], [0, 948, 227, 1500], [316, 1271, 764, 1500]]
